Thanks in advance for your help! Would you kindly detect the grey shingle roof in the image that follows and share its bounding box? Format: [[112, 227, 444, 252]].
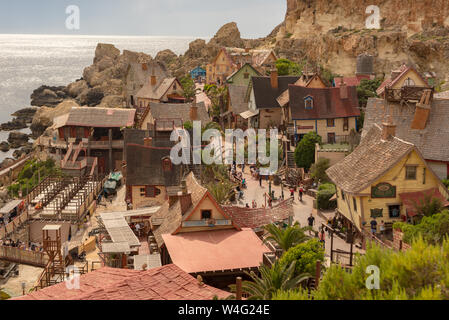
[[326, 124, 415, 194], [363, 98, 449, 162], [228, 85, 249, 115], [252, 76, 300, 109], [149, 102, 210, 124], [54, 107, 135, 128]]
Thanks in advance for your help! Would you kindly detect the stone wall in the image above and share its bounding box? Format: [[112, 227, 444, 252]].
[[392, 229, 412, 252]]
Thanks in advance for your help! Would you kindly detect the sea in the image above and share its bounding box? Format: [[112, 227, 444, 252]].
[[0, 34, 204, 161]]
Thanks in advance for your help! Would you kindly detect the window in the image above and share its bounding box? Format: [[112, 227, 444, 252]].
[[244, 72, 249, 79], [343, 118, 349, 131], [327, 119, 335, 127], [140, 187, 146, 197], [353, 197, 358, 212], [201, 210, 212, 220], [162, 158, 172, 172], [304, 96, 314, 109], [388, 205, 401, 218], [173, 82, 177, 90], [145, 186, 161, 198], [405, 166, 417, 180], [403, 77, 415, 87]]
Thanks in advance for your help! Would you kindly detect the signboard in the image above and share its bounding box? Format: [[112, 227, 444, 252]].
[[371, 183, 396, 199], [370, 208, 384, 218]]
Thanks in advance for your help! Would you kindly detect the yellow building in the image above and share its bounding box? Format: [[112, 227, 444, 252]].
[[284, 84, 360, 144], [376, 64, 430, 98], [206, 47, 277, 85], [326, 121, 449, 234]]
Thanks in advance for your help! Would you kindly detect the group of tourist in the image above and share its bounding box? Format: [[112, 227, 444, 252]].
[[0, 238, 43, 252]]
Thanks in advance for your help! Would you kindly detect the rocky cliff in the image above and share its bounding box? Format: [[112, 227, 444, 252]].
[[273, 0, 449, 87]]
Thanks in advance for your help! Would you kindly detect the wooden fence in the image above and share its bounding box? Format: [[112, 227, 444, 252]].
[[0, 211, 28, 240], [0, 245, 48, 267]]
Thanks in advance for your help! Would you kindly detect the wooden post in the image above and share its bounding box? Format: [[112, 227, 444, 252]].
[[330, 230, 334, 263], [236, 277, 243, 300], [315, 260, 321, 289], [108, 129, 113, 173]]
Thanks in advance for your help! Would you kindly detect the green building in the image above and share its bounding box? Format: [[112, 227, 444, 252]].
[[226, 63, 261, 87]]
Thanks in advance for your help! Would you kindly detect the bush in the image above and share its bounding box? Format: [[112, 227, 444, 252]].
[[275, 58, 302, 76], [443, 179, 449, 189], [317, 184, 336, 210], [294, 132, 322, 170], [394, 210, 449, 245], [278, 239, 325, 277], [311, 158, 331, 183]]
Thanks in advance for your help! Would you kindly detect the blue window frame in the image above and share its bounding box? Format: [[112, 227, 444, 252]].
[[304, 96, 314, 110]]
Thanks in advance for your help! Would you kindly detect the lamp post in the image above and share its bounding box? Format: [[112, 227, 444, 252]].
[[21, 282, 26, 296]]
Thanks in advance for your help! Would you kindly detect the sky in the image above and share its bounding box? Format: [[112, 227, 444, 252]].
[[0, 0, 286, 38]]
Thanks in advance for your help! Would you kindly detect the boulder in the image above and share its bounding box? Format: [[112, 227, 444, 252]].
[[13, 149, 25, 159], [11, 107, 38, 124], [97, 95, 125, 108], [0, 118, 27, 131], [7, 131, 29, 148], [0, 142, 10, 152], [67, 80, 88, 98], [30, 100, 80, 138], [97, 56, 115, 72], [155, 49, 178, 66], [30, 85, 68, 107], [208, 22, 245, 48], [94, 43, 121, 64], [86, 88, 105, 106]]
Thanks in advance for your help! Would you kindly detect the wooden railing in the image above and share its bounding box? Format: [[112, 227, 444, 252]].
[[385, 86, 433, 102], [0, 246, 48, 267], [0, 211, 28, 240]]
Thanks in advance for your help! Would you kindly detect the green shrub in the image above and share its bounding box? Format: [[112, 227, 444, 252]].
[[294, 132, 322, 170], [310, 158, 330, 183], [278, 239, 325, 277], [317, 184, 336, 210], [443, 179, 449, 189]]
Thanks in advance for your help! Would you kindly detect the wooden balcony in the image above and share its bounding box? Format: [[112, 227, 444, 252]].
[[385, 86, 433, 102]]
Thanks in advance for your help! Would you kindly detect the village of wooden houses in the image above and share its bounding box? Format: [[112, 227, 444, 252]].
[[2, 8, 449, 303]]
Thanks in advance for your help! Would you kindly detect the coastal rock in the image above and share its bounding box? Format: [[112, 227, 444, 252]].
[[7, 131, 29, 148], [67, 80, 88, 98], [86, 88, 105, 106], [0, 142, 10, 152], [155, 49, 178, 66], [94, 43, 121, 64], [208, 22, 245, 48], [12, 107, 38, 124], [31, 85, 68, 107], [30, 99, 80, 138], [97, 95, 125, 108], [0, 158, 14, 169], [0, 118, 27, 131]]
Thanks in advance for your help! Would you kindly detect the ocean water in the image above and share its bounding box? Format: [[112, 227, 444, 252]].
[[0, 34, 203, 161]]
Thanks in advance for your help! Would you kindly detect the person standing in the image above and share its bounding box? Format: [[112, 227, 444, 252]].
[[319, 228, 326, 247], [370, 219, 378, 235], [307, 214, 315, 235], [379, 220, 386, 237], [259, 175, 263, 187]]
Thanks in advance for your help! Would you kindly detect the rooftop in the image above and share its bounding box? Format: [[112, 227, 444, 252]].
[[13, 265, 229, 300], [162, 228, 269, 274], [251, 76, 300, 109], [53, 107, 136, 129]]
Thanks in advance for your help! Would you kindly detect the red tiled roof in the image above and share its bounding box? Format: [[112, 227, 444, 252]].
[[289, 85, 360, 120], [400, 188, 449, 217], [162, 229, 269, 274], [334, 75, 370, 87], [222, 199, 294, 229], [13, 265, 229, 300]]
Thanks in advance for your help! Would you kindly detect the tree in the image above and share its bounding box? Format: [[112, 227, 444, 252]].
[[264, 223, 310, 252], [356, 79, 382, 130], [294, 132, 322, 170], [180, 75, 199, 102], [310, 158, 330, 183], [278, 239, 325, 277], [230, 261, 310, 300], [412, 194, 444, 218], [275, 59, 302, 76]]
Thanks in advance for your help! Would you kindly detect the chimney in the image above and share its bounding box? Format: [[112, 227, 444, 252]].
[[339, 81, 348, 99], [144, 137, 152, 147], [411, 89, 432, 130], [190, 98, 198, 121], [179, 180, 192, 215], [382, 115, 396, 140], [270, 69, 278, 89]]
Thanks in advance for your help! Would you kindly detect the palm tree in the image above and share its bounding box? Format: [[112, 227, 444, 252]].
[[230, 261, 310, 300], [264, 223, 310, 252]]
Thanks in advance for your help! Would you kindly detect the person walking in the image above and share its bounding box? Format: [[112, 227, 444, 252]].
[[307, 213, 315, 235], [290, 188, 295, 198], [298, 185, 304, 202], [319, 228, 326, 248], [379, 220, 386, 237], [259, 175, 263, 187]]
